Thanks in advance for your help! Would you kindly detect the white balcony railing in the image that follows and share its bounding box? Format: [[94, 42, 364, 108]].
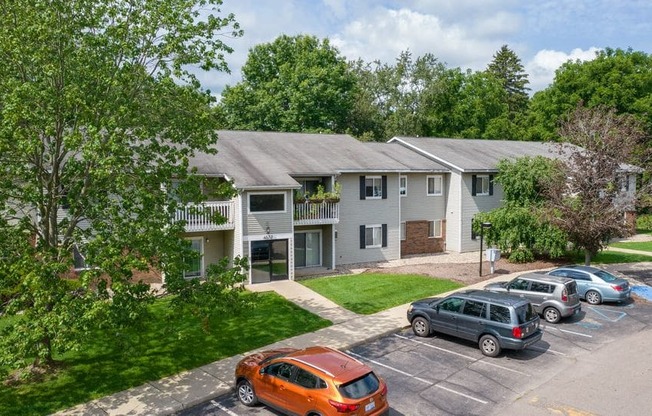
[[294, 201, 339, 225], [175, 201, 235, 232]]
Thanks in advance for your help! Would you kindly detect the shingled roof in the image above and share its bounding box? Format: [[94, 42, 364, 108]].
[[188, 131, 447, 189]]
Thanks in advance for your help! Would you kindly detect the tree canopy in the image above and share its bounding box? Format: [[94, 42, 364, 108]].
[[0, 0, 246, 374], [218, 34, 356, 133]]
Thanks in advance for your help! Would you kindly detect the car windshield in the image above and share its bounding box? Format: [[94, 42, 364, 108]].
[[593, 270, 618, 282], [515, 303, 537, 324], [338, 372, 380, 399]]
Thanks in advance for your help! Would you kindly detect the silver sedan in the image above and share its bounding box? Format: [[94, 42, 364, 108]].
[[547, 265, 631, 305]]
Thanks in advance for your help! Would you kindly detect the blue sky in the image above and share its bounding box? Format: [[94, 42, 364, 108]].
[[201, 0, 652, 98]]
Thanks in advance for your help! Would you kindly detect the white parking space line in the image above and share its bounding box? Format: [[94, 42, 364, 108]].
[[393, 334, 529, 376], [346, 350, 488, 404], [528, 346, 567, 356], [543, 326, 593, 338], [211, 399, 239, 416]]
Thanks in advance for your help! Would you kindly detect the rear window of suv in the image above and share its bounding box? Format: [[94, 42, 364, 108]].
[[515, 303, 537, 324], [339, 372, 380, 399]]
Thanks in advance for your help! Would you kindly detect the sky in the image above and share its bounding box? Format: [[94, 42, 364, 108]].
[[200, 0, 652, 98]]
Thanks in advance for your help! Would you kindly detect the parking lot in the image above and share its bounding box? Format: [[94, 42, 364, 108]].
[[180, 296, 652, 416]]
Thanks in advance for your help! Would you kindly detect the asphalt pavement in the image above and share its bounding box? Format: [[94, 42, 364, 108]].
[[54, 245, 652, 416]]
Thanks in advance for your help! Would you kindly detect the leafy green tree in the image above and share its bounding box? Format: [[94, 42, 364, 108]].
[[543, 104, 646, 265], [527, 48, 652, 141], [475, 157, 567, 262], [218, 35, 356, 133], [486, 45, 530, 117], [349, 51, 465, 141], [0, 0, 247, 375]]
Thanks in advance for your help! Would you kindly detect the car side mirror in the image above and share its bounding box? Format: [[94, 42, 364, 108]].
[[260, 366, 267, 375]]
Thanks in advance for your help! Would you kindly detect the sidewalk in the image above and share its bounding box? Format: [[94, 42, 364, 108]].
[[55, 244, 652, 416]]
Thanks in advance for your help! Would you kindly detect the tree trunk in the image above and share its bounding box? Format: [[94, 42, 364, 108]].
[[584, 250, 592, 266]]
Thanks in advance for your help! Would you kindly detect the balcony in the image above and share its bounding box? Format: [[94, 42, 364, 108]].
[[175, 201, 235, 232], [294, 201, 340, 225]]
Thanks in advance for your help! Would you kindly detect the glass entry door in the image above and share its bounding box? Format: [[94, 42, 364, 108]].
[[250, 239, 288, 283], [295, 232, 321, 268]]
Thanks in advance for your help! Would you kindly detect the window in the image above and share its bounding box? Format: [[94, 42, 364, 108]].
[[359, 175, 387, 199], [184, 237, 203, 278], [249, 193, 285, 213], [399, 176, 407, 196], [439, 297, 463, 313], [508, 278, 529, 291], [489, 305, 511, 323], [266, 362, 295, 380], [428, 220, 442, 238], [463, 300, 486, 318], [427, 176, 443, 196], [400, 222, 406, 240], [365, 176, 382, 199], [530, 282, 553, 294], [294, 368, 326, 389], [472, 175, 493, 196], [359, 224, 387, 249], [73, 244, 89, 270]]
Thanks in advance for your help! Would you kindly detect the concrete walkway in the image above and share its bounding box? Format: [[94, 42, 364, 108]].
[[55, 238, 652, 416]]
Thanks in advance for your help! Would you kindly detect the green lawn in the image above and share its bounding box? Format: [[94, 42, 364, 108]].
[[0, 292, 331, 416], [609, 240, 652, 252], [572, 250, 652, 264], [300, 273, 464, 315]]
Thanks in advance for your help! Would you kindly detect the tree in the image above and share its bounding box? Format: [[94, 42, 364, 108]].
[[218, 35, 356, 133], [474, 157, 568, 262], [527, 48, 652, 141], [349, 51, 465, 141], [544, 104, 646, 265], [486, 45, 530, 117], [0, 0, 247, 375]]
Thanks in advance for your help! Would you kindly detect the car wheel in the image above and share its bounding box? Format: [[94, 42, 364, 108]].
[[479, 334, 501, 357], [411, 316, 431, 337], [237, 379, 258, 407], [543, 307, 561, 323], [585, 290, 602, 305]]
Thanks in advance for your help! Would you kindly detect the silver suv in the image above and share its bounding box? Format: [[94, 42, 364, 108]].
[[484, 273, 581, 323]]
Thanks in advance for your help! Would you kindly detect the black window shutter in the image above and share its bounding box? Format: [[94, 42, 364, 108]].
[[382, 224, 388, 247], [360, 225, 366, 249], [359, 176, 365, 200], [381, 175, 387, 199], [489, 175, 494, 195], [471, 175, 477, 196]]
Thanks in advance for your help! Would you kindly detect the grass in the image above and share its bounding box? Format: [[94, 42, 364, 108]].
[[571, 250, 652, 264], [300, 273, 464, 315], [609, 240, 652, 252], [0, 292, 331, 416]]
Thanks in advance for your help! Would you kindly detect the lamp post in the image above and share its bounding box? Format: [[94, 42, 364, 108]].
[[479, 222, 492, 276]]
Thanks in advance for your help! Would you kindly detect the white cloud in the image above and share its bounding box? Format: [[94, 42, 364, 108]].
[[526, 47, 601, 92]]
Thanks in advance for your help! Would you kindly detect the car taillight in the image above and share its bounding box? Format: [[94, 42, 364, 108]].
[[512, 326, 522, 339], [612, 284, 624, 291], [380, 383, 388, 396], [328, 400, 360, 413], [561, 287, 568, 302]]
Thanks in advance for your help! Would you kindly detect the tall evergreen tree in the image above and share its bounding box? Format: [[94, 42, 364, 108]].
[[486, 45, 530, 117]]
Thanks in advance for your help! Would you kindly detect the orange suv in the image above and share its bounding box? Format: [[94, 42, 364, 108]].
[[235, 346, 389, 415]]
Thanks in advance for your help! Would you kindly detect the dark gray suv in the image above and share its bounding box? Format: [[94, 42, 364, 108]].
[[407, 290, 542, 357], [484, 273, 581, 323]]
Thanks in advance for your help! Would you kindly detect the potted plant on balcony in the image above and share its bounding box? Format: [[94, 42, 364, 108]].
[[294, 189, 308, 204], [309, 184, 326, 203], [324, 181, 341, 203]]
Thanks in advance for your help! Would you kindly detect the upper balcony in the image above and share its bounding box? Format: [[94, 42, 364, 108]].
[[294, 201, 339, 225], [175, 201, 235, 232]]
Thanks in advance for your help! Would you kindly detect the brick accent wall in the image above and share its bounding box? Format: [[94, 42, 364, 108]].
[[401, 220, 446, 256]]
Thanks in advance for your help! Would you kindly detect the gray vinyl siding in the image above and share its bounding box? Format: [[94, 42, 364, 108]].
[[335, 173, 400, 265], [459, 173, 504, 253], [242, 190, 293, 236], [445, 171, 463, 252], [400, 173, 448, 222]]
